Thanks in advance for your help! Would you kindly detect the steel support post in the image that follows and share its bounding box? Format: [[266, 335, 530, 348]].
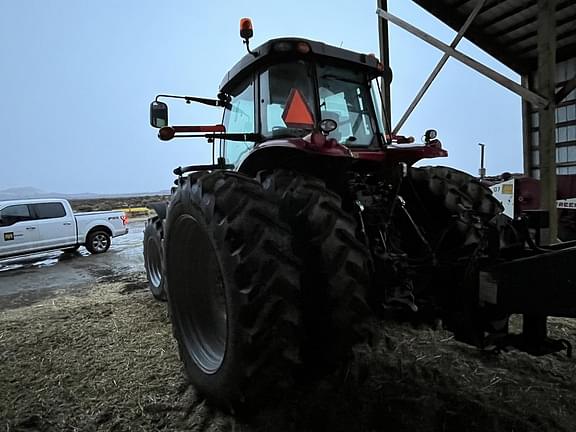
[[377, 0, 392, 131], [537, 0, 558, 244], [522, 74, 534, 176]]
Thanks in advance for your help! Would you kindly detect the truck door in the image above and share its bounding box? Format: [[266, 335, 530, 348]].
[[0, 204, 40, 258], [30, 202, 76, 250]]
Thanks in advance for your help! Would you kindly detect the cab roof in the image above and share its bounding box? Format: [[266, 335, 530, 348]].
[[219, 37, 384, 93]]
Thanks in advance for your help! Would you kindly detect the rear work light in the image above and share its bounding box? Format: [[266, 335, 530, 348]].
[[273, 41, 311, 54], [273, 41, 293, 52], [296, 42, 311, 53]]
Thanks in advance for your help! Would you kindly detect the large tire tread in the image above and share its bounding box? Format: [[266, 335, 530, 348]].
[[165, 170, 302, 412], [259, 169, 373, 368]]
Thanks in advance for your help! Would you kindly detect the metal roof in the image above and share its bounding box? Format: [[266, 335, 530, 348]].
[[412, 0, 576, 74]]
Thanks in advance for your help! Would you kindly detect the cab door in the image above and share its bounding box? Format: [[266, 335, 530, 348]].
[[30, 202, 76, 250], [0, 204, 40, 258]]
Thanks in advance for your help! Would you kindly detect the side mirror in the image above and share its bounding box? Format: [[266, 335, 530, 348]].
[[150, 101, 168, 128], [319, 119, 338, 135]]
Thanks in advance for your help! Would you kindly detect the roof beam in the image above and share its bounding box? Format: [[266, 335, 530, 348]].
[[412, 0, 530, 72], [555, 76, 576, 104], [376, 8, 549, 107], [489, 0, 574, 38], [502, 17, 576, 49], [512, 27, 576, 56], [483, 4, 538, 30]]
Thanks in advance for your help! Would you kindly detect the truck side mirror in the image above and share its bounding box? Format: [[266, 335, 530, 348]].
[[150, 101, 168, 128]]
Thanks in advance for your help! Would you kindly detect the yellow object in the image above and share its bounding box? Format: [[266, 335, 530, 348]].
[[116, 207, 151, 217]]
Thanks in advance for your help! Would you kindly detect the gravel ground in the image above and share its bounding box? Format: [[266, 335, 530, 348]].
[[2, 278, 576, 432]]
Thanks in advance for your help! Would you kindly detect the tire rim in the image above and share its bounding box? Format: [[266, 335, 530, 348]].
[[170, 215, 227, 374], [91, 233, 109, 252], [146, 237, 162, 288]]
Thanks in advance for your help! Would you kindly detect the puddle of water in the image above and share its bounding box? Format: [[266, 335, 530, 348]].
[[0, 220, 145, 274]]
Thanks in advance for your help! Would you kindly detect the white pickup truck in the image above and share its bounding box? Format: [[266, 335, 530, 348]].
[[0, 198, 129, 259]]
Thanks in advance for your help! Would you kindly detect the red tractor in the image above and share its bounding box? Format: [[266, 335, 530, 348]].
[[143, 20, 576, 412]]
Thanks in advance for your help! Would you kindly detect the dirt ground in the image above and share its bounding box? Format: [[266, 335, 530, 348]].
[[2, 278, 576, 432]]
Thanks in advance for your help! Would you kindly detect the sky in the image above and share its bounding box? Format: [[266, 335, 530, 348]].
[[0, 1, 523, 194]]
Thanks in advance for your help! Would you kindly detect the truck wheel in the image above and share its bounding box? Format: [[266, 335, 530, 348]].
[[164, 171, 302, 412], [259, 169, 373, 369], [143, 217, 166, 301], [85, 230, 111, 254]]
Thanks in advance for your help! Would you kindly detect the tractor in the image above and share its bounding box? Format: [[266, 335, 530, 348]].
[[143, 19, 576, 412]]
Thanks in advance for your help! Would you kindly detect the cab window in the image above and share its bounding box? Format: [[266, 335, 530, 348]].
[[317, 65, 377, 146], [31, 202, 66, 219], [0, 205, 33, 226], [260, 61, 316, 138], [223, 79, 255, 168]]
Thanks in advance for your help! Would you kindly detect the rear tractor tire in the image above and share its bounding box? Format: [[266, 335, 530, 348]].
[[401, 165, 518, 343], [259, 169, 373, 370], [143, 217, 166, 301], [164, 171, 302, 412], [403, 165, 516, 256]]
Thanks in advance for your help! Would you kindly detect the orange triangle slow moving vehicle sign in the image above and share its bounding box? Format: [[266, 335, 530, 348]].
[[281, 88, 315, 129]]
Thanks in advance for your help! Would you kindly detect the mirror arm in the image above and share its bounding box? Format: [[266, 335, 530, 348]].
[[159, 130, 261, 142], [155, 94, 225, 107]]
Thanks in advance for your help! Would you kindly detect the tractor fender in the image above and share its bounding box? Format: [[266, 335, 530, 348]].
[[237, 143, 354, 179]]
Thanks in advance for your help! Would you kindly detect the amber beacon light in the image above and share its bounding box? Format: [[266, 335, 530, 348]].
[[240, 18, 253, 39]]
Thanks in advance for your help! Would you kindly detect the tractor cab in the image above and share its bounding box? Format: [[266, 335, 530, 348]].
[[218, 35, 391, 167], [150, 19, 446, 173]]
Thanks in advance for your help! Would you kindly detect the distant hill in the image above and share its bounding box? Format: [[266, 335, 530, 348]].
[[0, 187, 170, 201]]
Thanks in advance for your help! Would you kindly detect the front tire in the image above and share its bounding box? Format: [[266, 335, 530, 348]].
[[85, 230, 111, 254], [165, 171, 302, 412]]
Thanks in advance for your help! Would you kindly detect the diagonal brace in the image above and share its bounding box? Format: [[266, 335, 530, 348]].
[[393, 0, 487, 134], [376, 8, 549, 109]]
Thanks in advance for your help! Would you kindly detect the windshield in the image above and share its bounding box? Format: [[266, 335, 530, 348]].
[[258, 61, 382, 146]]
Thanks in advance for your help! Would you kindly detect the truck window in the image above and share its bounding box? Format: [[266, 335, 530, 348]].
[[223, 78, 255, 168], [31, 202, 66, 219], [0, 205, 33, 226]]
